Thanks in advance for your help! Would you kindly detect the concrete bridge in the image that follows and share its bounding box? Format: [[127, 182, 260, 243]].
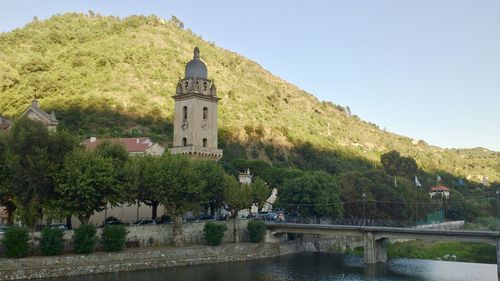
[[266, 223, 500, 277]]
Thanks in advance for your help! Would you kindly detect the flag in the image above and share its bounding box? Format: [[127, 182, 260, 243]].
[[394, 177, 398, 188], [415, 175, 422, 187], [436, 174, 442, 185]]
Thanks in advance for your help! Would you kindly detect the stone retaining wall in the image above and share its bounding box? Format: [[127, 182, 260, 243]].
[[0, 219, 250, 253], [0, 242, 307, 280]]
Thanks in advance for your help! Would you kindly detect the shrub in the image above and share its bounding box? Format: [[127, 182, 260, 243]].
[[101, 225, 127, 252], [203, 222, 228, 246], [247, 220, 266, 243], [1, 226, 30, 258], [39, 227, 65, 256], [73, 224, 97, 254]]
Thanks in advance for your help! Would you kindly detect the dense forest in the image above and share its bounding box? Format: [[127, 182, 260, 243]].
[[0, 13, 499, 227]]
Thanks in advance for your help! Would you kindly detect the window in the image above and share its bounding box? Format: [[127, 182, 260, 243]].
[[203, 138, 207, 147], [202, 107, 208, 120], [183, 106, 188, 120], [182, 137, 187, 147], [184, 81, 188, 90], [203, 81, 208, 90]]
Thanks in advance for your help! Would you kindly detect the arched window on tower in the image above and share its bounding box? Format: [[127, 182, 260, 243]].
[[182, 137, 187, 147], [183, 106, 188, 120], [184, 81, 189, 90], [203, 138, 207, 148], [203, 81, 208, 91], [202, 107, 208, 120]]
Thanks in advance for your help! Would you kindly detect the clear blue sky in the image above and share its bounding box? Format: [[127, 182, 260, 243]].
[[2, 1, 499, 151]]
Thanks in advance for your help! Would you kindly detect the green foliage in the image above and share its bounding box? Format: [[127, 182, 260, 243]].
[[223, 174, 252, 217], [251, 177, 270, 211], [56, 149, 116, 224], [39, 227, 65, 256], [381, 150, 418, 177], [1, 226, 30, 258], [247, 220, 266, 243], [387, 241, 496, 264], [73, 224, 97, 254], [278, 171, 343, 218], [101, 225, 127, 252], [203, 222, 228, 246]]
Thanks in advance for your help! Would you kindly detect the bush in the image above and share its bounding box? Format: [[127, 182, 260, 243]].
[[1, 226, 30, 258], [203, 222, 228, 246], [39, 227, 65, 256], [101, 225, 127, 252], [247, 220, 266, 243], [73, 224, 97, 254]]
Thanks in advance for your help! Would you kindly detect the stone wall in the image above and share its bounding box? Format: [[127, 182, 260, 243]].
[[0, 219, 250, 253], [0, 242, 306, 280]]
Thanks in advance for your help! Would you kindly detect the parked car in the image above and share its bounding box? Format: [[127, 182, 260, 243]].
[[0, 226, 8, 234], [48, 223, 69, 230], [195, 215, 214, 222], [99, 220, 128, 228], [257, 211, 268, 220], [132, 219, 156, 226]]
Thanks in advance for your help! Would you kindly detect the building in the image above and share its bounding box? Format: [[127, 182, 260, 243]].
[[0, 116, 11, 131], [170, 47, 223, 160], [19, 100, 58, 132], [429, 185, 450, 199], [83, 137, 165, 156]]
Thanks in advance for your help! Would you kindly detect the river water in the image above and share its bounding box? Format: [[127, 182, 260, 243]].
[[41, 252, 497, 281]]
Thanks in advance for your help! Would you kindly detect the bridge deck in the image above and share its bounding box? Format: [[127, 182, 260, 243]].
[[267, 223, 500, 244]]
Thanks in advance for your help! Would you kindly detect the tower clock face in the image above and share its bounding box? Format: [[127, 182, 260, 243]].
[[201, 121, 209, 130]]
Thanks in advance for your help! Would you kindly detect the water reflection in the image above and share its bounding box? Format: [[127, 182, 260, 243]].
[[39, 252, 497, 281]]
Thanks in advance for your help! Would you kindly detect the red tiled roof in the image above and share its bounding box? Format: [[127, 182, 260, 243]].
[[430, 185, 450, 192], [83, 137, 154, 153]]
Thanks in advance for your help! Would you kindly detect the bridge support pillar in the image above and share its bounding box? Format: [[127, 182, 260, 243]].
[[497, 238, 500, 280], [264, 230, 284, 243], [364, 232, 387, 264]]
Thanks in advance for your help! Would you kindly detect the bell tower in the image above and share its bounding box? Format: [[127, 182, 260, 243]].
[[170, 47, 223, 160]]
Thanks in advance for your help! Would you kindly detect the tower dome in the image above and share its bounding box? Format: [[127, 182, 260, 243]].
[[185, 47, 208, 79]]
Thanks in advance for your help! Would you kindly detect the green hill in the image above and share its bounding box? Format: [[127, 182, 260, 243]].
[[1, 13, 499, 184]]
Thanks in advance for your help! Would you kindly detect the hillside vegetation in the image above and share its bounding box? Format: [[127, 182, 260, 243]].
[[0, 13, 499, 184]]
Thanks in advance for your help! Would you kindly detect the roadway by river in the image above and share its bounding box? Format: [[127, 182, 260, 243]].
[[37, 252, 497, 281]]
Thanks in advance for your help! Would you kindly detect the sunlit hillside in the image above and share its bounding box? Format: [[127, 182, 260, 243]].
[[0, 13, 499, 182]]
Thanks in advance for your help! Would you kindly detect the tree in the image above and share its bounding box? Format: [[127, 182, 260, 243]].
[[8, 118, 51, 228], [156, 154, 206, 246], [0, 134, 15, 225], [381, 151, 401, 176], [94, 141, 129, 205], [192, 160, 226, 216], [55, 149, 115, 224], [127, 155, 162, 220], [251, 177, 270, 212], [381, 150, 419, 178], [223, 174, 252, 242], [279, 171, 343, 218]]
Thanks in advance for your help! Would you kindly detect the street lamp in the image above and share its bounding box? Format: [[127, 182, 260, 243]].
[[362, 193, 366, 228]]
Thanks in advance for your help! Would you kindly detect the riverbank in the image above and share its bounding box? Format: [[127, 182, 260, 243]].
[[348, 240, 496, 264], [0, 242, 309, 280]]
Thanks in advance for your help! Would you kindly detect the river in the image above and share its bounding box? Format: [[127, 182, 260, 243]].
[[38, 252, 497, 281]]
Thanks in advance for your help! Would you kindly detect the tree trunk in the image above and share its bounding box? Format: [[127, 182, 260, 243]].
[[233, 216, 240, 243], [172, 215, 183, 246], [66, 216, 72, 230], [78, 215, 90, 225], [6, 203, 15, 226], [151, 201, 159, 220]]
